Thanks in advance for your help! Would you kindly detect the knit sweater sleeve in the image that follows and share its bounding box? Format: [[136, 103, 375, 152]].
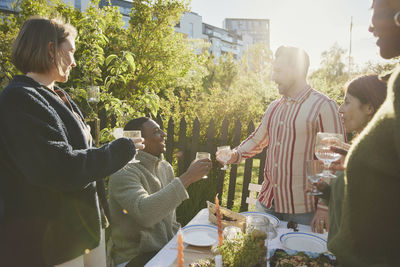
[[109, 163, 189, 228], [0, 85, 135, 191]]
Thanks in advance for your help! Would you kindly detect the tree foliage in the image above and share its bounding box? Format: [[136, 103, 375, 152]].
[[0, 0, 195, 141]]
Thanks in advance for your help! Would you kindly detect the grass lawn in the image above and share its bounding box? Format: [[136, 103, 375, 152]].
[[221, 159, 261, 212]]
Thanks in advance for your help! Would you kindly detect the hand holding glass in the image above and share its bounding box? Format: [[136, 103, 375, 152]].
[[306, 160, 324, 196], [195, 152, 211, 179], [216, 146, 232, 170], [314, 132, 344, 178], [124, 130, 142, 163]]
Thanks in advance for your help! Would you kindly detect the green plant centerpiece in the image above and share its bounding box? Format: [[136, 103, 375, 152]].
[[189, 229, 267, 267]]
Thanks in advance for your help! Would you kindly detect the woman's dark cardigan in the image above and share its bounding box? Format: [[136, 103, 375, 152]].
[[0, 75, 135, 266]]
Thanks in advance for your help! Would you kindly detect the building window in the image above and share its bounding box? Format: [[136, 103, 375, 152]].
[[0, 0, 11, 7], [74, 0, 81, 10], [189, 22, 194, 38]]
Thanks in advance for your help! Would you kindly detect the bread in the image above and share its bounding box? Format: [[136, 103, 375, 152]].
[[207, 201, 246, 232]]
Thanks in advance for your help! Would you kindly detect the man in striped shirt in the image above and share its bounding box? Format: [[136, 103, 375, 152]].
[[225, 46, 344, 232]]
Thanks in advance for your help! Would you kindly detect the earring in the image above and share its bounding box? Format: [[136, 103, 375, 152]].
[[394, 11, 400, 27]]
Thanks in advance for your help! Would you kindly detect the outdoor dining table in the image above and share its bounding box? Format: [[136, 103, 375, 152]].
[[144, 208, 328, 267]]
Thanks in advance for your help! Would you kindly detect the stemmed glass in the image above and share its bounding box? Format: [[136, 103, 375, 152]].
[[123, 130, 142, 163], [314, 132, 344, 178], [195, 152, 211, 179], [306, 160, 324, 196], [216, 146, 232, 170]]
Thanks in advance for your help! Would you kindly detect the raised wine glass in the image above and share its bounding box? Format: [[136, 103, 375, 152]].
[[216, 146, 232, 170], [123, 130, 142, 163], [314, 132, 344, 178], [306, 160, 324, 195], [195, 152, 211, 179]]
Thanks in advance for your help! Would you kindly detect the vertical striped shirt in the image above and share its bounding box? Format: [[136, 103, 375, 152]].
[[236, 86, 344, 214]]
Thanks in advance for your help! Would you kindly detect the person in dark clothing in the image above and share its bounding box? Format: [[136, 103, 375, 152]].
[[0, 17, 143, 267], [317, 74, 387, 244], [329, 1, 400, 265]]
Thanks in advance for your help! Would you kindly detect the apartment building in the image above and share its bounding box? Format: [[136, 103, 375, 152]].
[[175, 12, 244, 59], [224, 18, 270, 50], [0, 0, 91, 13], [0, 0, 269, 60]]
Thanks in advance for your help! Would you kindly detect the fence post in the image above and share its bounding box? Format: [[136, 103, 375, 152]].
[[166, 117, 174, 164], [156, 114, 164, 130], [240, 121, 255, 212], [216, 118, 229, 199], [190, 117, 200, 161], [178, 118, 187, 176], [205, 119, 215, 154], [227, 119, 241, 210]]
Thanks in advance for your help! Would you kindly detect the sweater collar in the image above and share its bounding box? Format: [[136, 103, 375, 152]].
[[12, 75, 64, 94], [136, 150, 164, 171], [12, 75, 42, 87]]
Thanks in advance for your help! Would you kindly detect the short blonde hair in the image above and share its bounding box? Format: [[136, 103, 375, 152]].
[[12, 16, 77, 74]]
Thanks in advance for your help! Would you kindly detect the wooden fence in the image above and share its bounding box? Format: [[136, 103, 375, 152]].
[[154, 114, 266, 213]]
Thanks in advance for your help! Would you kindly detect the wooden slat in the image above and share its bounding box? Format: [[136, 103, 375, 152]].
[[178, 118, 187, 176], [246, 197, 258, 205], [216, 118, 229, 199], [248, 183, 262, 192], [246, 183, 262, 211], [240, 120, 255, 212], [166, 117, 174, 164], [156, 114, 164, 130], [190, 117, 200, 161], [205, 119, 215, 154], [205, 119, 217, 200], [227, 119, 241, 210]]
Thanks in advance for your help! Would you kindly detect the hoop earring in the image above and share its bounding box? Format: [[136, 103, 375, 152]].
[[394, 11, 400, 27]]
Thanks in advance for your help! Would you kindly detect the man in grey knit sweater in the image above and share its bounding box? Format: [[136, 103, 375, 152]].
[[108, 117, 212, 267]]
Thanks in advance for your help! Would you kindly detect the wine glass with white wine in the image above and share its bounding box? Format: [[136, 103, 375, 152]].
[[216, 146, 232, 170], [123, 130, 143, 163], [314, 132, 344, 178], [306, 160, 324, 195], [195, 152, 211, 179]]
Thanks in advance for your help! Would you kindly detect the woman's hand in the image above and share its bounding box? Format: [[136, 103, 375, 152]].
[[328, 145, 348, 171], [311, 208, 329, 234]]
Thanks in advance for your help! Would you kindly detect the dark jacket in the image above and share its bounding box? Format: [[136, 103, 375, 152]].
[[0, 75, 135, 266], [318, 171, 344, 247], [329, 66, 400, 266]]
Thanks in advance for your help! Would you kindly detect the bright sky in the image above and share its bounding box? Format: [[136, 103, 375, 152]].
[[190, 0, 387, 71]]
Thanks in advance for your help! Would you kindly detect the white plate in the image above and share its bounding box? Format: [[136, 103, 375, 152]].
[[240, 211, 280, 226], [181, 224, 218, 247], [280, 232, 327, 253]]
